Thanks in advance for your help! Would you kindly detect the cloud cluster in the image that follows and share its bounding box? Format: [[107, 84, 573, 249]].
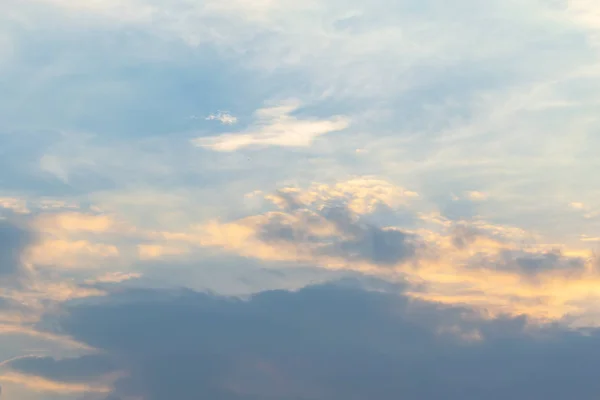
[[191, 181, 600, 323], [2, 1, 600, 398]]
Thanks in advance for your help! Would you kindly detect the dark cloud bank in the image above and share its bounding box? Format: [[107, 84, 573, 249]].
[[10, 278, 600, 400]]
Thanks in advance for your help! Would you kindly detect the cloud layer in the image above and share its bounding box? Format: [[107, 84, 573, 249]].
[[7, 281, 600, 400]]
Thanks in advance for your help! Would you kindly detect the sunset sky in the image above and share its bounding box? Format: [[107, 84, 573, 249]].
[[2, 1, 600, 399]]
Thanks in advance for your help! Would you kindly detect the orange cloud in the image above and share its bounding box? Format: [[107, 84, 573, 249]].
[[27, 239, 119, 268], [193, 182, 600, 325], [0, 324, 93, 350], [0, 371, 112, 394], [0, 197, 29, 213], [138, 244, 189, 259], [35, 212, 115, 233]]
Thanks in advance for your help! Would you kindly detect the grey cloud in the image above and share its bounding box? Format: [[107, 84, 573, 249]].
[[502, 249, 585, 276], [465, 248, 586, 278], [450, 223, 482, 249], [449, 223, 509, 250], [259, 203, 422, 266], [272, 190, 304, 212], [323, 223, 417, 265], [20, 280, 600, 400], [0, 219, 35, 281], [438, 195, 479, 221], [319, 205, 422, 266], [9, 354, 117, 384]]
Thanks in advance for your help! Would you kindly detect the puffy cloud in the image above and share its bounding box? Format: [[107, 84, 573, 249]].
[[192, 182, 600, 324], [197, 181, 427, 273], [12, 280, 600, 400], [269, 178, 419, 214], [257, 203, 423, 266]]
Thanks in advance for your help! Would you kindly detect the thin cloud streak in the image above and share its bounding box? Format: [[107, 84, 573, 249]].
[[193, 101, 350, 151]]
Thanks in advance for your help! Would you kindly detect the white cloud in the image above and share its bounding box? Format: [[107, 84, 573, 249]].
[[11, 0, 579, 99], [565, 0, 600, 42], [192, 100, 349, 151], [466, 191, 488, 201], [39, 155, 69, 183], [205, 111, 238, 125]]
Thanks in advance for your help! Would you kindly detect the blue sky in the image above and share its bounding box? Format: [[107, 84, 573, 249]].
[[2, 0, 600, 398]]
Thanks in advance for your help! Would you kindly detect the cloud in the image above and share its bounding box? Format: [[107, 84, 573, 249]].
[[192, 182, 600, 324], [0, 323, 93, 350], [436, 193, 482, 221], [15, 280, 600, 400], [257, 203, 423, 266], [0, 219, 36, 282], [0, 371, 112, 394], [137, 244, 189, 260], [3, 2, 600, 398], [34, 212, 116, 233], [27, 239, 120, 269], [198, 205, 426, 273], [17, 0, 586, 101], [570, 202, 586, 210], [25, 212, 126, 270], [0, 197, 29, 214], [497, 249, 586, 277], [205, 111, 238, 125], [192, 100, 350, 151], [9, 354, 117, 384]]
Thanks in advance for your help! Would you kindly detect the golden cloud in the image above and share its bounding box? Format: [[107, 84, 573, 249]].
[[193, 181, 600, 325], [27, 239, 120, 268]]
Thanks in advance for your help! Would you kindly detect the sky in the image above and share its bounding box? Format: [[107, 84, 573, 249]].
[[1, 0, 600, 399]]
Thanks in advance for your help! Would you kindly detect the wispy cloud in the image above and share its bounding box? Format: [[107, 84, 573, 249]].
[[205, 111, 238, 125], [192, 100, 350, 151], [0, 371, 112, 394]]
